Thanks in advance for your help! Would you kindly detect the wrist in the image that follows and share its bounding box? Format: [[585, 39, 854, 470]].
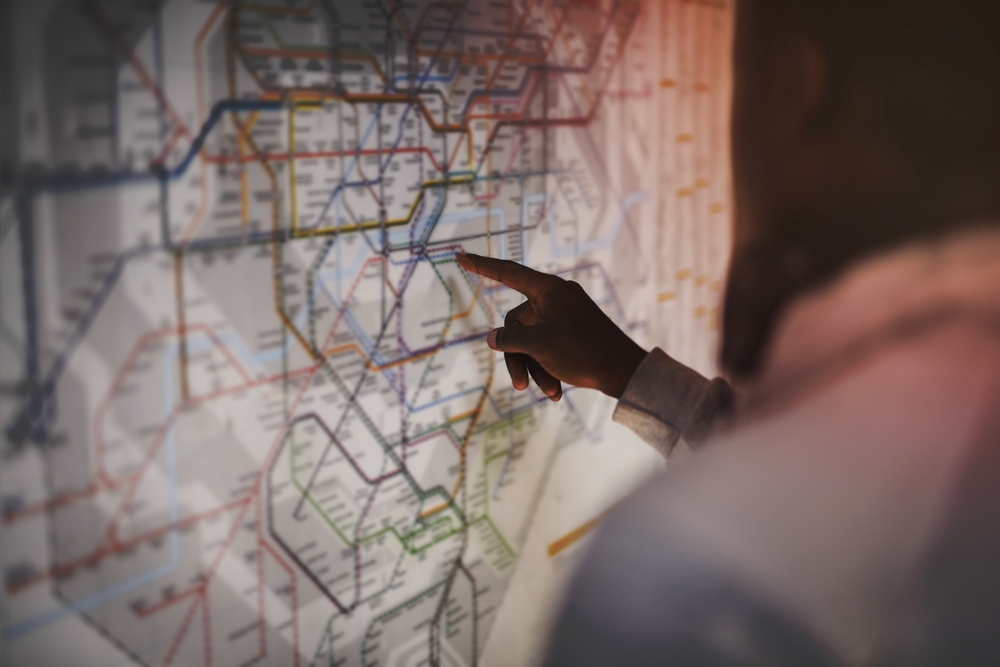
[[601, 341, 647, 399]]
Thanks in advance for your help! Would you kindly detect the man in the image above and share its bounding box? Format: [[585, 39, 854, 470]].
[[457, 0, 1000, 664]]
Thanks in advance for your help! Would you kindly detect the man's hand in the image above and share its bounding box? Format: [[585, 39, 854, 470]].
[[456, 253, 647, 400]]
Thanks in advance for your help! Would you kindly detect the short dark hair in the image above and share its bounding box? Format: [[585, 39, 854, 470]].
[[765, 0, 1000, 169], [722, 0, 1000, 378]]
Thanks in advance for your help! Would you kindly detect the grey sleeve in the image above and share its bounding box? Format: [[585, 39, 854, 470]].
[[543, 511, 843, 667], [612, 348, 735, 457]]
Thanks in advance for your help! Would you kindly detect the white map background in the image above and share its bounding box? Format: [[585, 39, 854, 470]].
[[0, 0, 732, 665]]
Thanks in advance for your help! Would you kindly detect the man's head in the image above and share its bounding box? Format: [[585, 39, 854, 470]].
[[723, 0, 1000, 378]]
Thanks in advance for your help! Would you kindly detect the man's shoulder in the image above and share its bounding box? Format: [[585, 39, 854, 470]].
[[606, 319, 1000, 663], [543, 506, 844, 667]]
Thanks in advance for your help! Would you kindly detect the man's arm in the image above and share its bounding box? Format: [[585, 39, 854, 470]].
[[456, 253, 735, 455]]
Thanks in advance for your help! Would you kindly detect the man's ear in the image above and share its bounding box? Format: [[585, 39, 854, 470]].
[[769, 28, 829, 145]]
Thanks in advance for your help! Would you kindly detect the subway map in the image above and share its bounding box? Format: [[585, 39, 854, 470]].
[[0, 0, 732, 665]]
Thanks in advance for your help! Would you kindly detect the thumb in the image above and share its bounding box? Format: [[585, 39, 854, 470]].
[[486, 325, 543, 356]]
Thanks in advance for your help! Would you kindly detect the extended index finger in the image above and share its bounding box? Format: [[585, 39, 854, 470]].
[[456, 253, 557, 299]]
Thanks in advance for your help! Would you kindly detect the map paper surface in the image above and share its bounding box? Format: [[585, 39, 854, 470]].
[[0, 1, 732, 665]]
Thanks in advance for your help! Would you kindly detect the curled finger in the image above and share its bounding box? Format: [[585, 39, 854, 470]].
[[527, 358, 562, 401], [504, 352, 530, 391]]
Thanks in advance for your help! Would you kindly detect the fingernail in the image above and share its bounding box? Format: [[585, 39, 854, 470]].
[[486, 329, 499, 349]]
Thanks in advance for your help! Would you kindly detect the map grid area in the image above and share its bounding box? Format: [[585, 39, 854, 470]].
[[0, 1, 732, 665]]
